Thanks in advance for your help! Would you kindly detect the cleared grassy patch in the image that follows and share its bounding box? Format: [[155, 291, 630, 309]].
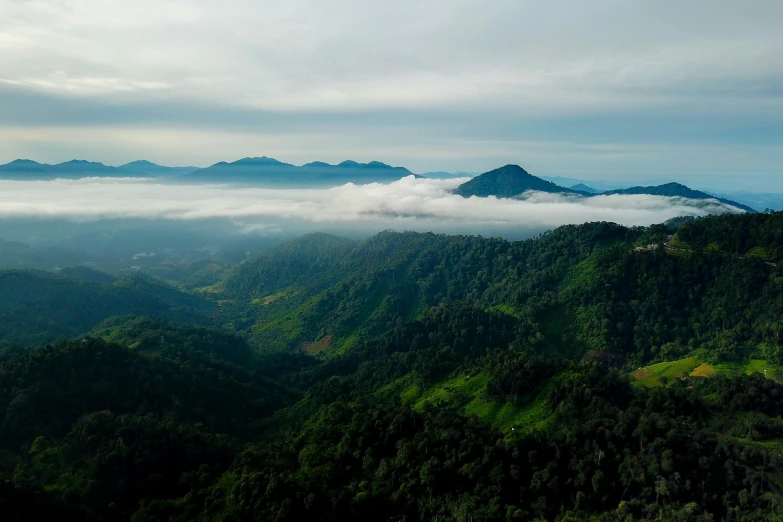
[[411, 373, 553, 433], [250, 287, 301, 306], [632, 373, 665, 389], [714, 360, 781, 381], [632, 357, 701, 388], [328, 332, 361, 358], [690, 363, 715, 378], [648, 356, 701, 378], [300, 335, 333, 355], [465, 395, 551, 433], [400, 384, 421, 405], [413, 374, 489, 411], [745, 246, 772, 261], [372, 376, 417, 404], [667, 236, 692, 250], [632, 357, 781, 387], [632, 368, 654, 380], [195, 280, 225, 295], [486, 304, 519, 317]]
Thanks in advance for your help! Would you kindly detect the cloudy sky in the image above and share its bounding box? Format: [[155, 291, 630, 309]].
[[1, 0, 781, 189]]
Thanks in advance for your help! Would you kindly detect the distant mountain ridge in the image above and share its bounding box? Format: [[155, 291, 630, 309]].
[[602, 182, 755, 212], [569, 183, 598, 193], [0, 159, 196, 179], [182, 157, 417, 186], [0, 157, 418, 185], [119, 160, 198, 176], [455, 166, 756, 212]]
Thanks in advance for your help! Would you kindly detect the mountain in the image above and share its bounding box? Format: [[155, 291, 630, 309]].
[[118, 160, 198, 176], [181, 157, 418, 186], [454, 164, 587, 198], [603, 182, 755, 212], [569, 183, 598, 193]]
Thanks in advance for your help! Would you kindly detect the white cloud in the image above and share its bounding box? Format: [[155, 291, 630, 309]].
[[0, 176, 741, 231]]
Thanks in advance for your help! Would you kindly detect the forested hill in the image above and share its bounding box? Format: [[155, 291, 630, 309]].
[[2, 211, 783, 521], [221, 212, 783, 364], [0, 269, 213, 346]]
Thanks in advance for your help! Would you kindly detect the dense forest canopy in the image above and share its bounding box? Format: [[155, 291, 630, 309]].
[[1, 211, 783, 521]]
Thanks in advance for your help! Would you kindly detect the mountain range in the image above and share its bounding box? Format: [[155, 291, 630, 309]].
[[0, 159, 197, 179], [0, 157, 763, 211], [454, 165, 755, 211], [180, 157, 417, 185], [602, 182, 756, 212], [0, 157, 416, 185]]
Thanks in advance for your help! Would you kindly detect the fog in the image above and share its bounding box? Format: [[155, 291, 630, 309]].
[[0, 176, 742, 238]]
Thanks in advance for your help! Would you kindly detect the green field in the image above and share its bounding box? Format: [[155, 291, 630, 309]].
[[631, 357, 782, 388], [400, 373, 552, 433]]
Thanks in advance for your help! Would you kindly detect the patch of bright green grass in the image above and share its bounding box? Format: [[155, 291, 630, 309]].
[[250, 287, 301, 306], [648, 356, 701, 379], [704, 241, 720, 253], [486, 304, 519, 317], [195, 280, 225, 295], [632, 373, 664, 389], [714, 360, 781, 381], [401, 384, 421, 405], [373, 376, 417, 403], [667, 236, 692, 250], [328, 332, 361, 358], [465, 395, 551, 433], [412, 373, 489, 411], [411, 373, 553, 433], [745, 246, 771, 261], [632, 357, 782, 388], [631, 357, 701, 388]]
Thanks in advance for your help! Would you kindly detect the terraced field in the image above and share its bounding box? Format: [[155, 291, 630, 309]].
[[631, 356, 781, 388]]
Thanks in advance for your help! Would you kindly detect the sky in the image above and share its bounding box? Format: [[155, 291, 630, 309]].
[[1, 0, 782, 190]]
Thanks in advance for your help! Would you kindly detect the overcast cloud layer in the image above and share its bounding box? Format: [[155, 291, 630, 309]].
[[0, 177, 742, 234], [1, 0, 782, 189]]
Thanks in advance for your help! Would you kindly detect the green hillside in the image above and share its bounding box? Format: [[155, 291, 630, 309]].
[[0, 269, 213, 346], [2, 211, 783, 520]]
